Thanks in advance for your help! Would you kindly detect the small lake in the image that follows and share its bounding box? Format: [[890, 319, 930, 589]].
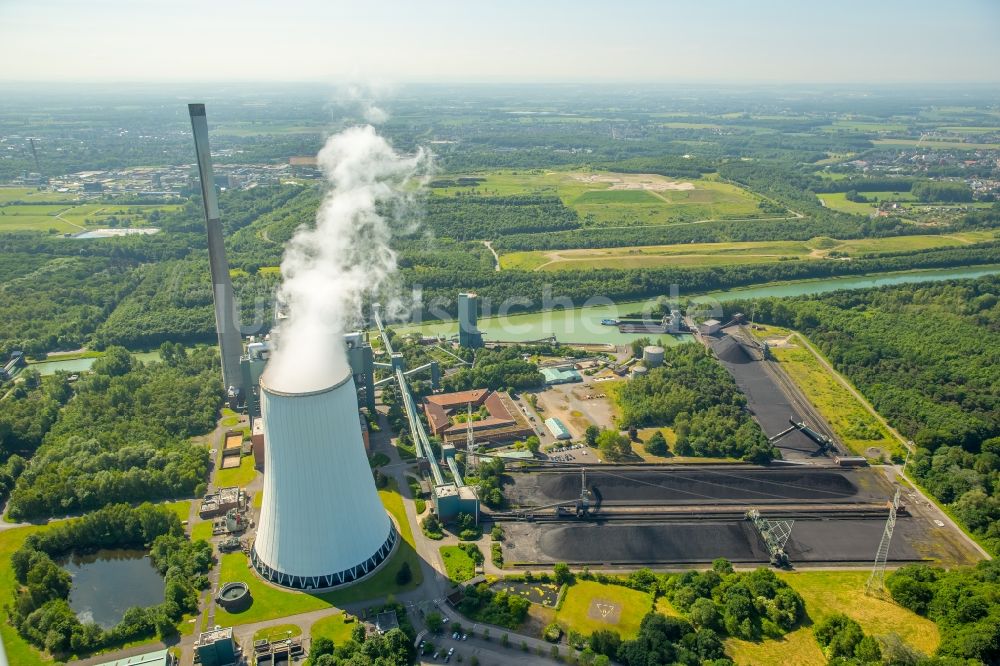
[[26, 349, 168, 376], [393, 264, 1000, 345], [61, 549, 164, 629]]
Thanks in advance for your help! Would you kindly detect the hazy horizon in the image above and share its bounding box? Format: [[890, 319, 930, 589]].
[[1, 0, 998, 85]]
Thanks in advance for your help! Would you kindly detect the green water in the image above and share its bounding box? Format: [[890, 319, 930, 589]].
[[394, 264, 1000, 345], [28, 349, 165, 376]]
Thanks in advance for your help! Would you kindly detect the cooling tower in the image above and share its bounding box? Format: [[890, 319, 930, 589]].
[[250, 368, 396, 590]]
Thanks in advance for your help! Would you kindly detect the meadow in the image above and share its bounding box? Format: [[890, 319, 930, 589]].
[[0, 191, 182, 233], [499, 231, 995, 272], [430, 169, 768, 226]]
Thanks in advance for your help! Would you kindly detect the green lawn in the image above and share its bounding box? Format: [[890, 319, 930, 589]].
[[310, 612, 358, 645], [499, 232, 996, 272], [553, 581, 654, 639], [252, 623, 302, 642], [191, 520, 214, 543], [214, 480, 422, 626], [0, 525, 56, 666], [215, 455, 257, 488], [0, 199, 181, 233], [440, 546, 477, 583]]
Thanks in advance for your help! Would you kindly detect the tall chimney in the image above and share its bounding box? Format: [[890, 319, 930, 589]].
[[188, 103, 244, 392]]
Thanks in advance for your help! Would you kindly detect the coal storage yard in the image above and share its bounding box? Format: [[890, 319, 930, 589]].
[[502, 516, 923, 566], [709, 335, 824, 460], [502, 465, 894, 509]]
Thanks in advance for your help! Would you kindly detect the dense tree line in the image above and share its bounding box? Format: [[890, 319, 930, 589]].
[[10, 503, 212, 658], [911, 181, 974, 203], [424, 194, 581, 240], [613, 344, 774, 462], [456, 580, 531, 629], [887, 561, 1000, 664], [737, 276, 1000, 551], [6, 345, 219, 519]]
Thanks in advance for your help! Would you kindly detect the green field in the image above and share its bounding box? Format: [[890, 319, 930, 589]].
[[310, 612, 358, 645], [499, 232, 996, 272], [727, 570, 940, 665], [440, 546, 477, 583], [873, 138, 1000, 150], [253, 623, 302, 642], [215, 454, 257, 488], [0, 525, 56, 666], [551, 580, 654, 639], [214, 479, 422, 626], [0, 196, 181, 233], [431, 170, 768, 226]]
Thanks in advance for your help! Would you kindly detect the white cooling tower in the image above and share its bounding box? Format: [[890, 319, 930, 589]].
[[250, 368, 396, 590]]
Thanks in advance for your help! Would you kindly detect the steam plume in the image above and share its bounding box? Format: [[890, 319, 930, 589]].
[[265, 124, 428, 393]]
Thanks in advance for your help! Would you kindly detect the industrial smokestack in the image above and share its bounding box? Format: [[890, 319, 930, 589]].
[[188, 103, 244, 393], [250, 365, 396, 589]]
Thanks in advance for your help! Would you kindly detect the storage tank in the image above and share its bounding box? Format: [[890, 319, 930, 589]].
[[642, 345, 665, 368], [250, 367, 396, 590], [630, 365, 648, 378]]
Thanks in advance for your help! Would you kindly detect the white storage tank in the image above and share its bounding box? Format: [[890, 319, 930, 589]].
[[630, 365, 649, 378], [642, 345, 665, 368], [250, 366, 396, 590]]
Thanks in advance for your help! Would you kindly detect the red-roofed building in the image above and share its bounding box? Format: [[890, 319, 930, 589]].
[[423, 389, 534, 447]]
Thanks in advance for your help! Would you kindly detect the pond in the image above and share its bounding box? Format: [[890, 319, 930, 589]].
[[393, 264, 1000, 345], [61, 549, 164, 629]]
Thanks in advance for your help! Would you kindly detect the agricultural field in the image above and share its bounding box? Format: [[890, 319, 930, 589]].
[[0, 194, 181, 233], [430, 170, 770, 226], [872, 138, 1000, 150], [499, 231, 996, 272]]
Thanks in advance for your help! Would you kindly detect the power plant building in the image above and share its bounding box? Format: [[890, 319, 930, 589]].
[[250, 366, 396, 590], [457, 292, 483, 348]]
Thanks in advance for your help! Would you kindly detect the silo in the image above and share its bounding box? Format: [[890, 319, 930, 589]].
[[250, 367, 396, 590], [642, 345, 665, 368]]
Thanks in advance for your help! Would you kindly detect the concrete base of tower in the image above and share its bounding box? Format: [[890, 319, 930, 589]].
[[250, 523, 398, 591]]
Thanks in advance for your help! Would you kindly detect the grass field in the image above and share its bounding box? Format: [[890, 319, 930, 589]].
[[215, 455, 257, 488], [431, 170, 767, 226], [552, 581, 654, 639], [440, 546, 477, 583], [310, 612, 358, 645], [726, 570, 939, 665], [0, 197, 181, 233], [499, 232, 995, 272], [252, 623, 302, 642], [873, 138, 1000, 150], [757, 327, 903, 460], [214, 479, 422, 626], [191, 519, 214, 543], [0, 524, 55, 666]]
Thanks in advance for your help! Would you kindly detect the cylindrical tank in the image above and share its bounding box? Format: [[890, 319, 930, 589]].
[[642, 345, 665, 368], [630, 365, 648, 378], [250, 368, 396, 590]]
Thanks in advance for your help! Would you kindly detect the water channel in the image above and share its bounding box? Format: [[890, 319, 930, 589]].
[[393, 264, 1000, 345]]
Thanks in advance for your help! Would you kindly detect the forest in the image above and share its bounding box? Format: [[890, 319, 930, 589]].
[[613, 344, 775, 462], [887, 560, 1000, 663], [738, 276, 1000, 552], [5, 345, 220, 519]]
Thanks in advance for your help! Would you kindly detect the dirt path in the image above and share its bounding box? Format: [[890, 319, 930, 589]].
[[483, 240, 500, 271]]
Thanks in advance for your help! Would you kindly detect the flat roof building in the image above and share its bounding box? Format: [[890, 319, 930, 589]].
[[545, 417, 572, 440], [93, 649, 175, 666], [541, 367, 582, 385]]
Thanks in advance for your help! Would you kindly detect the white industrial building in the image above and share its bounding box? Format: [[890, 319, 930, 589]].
[[250, 367, 396, 590]]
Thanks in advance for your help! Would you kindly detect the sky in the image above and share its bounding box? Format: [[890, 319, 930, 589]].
[[1, 0, 998, 84]]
